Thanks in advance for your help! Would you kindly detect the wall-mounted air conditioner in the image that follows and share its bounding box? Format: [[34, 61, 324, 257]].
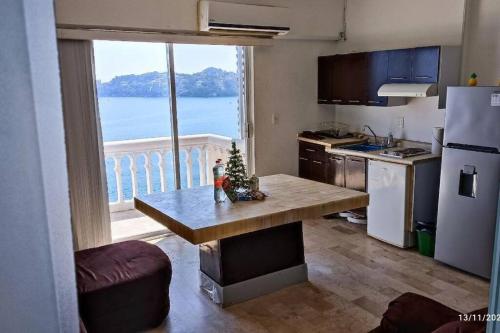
[[198, 1, 290, 37]]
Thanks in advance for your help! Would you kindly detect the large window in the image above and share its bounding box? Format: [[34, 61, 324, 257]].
[[93, 41, 250, 240]]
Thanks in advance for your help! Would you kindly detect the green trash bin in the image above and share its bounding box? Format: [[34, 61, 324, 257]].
[[416, 222, 436, 257]]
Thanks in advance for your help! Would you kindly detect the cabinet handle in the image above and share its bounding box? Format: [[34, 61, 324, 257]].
[[368, 100, 381, 104], [299, 157, 309, 161], [390, 77, 407, 80], [312, 160, 323, 165], [348, 100, 361, 103], [415, 75, 432, 79], [318, 99, 328, 102], [305, 148, 316, 152], [331, 99, 342, 103]]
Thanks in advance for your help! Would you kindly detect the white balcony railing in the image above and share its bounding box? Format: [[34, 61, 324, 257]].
[[104, 134, 233, 213]]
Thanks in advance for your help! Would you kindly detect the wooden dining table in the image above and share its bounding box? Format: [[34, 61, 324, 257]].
[[135, 174, 369, 306]]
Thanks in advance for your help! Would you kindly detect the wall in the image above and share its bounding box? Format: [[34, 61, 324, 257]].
[[54, 0, 500, 175], [335, 0, 465, 54], [55, 0, 344, 40], [0, 0, 78, 331], [332, 0, 466, 143], [253, 40, 336, 176], [461, 0, 500, 86], [333, 0, 500, 143], [333, 97, 444, 143], [54, 0, 342, 176]]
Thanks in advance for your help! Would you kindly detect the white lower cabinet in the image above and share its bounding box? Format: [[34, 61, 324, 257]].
[[367, 160, 409, 247]]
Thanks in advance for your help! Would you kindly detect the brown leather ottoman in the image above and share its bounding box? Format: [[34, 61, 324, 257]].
[[369, 292, 487, 333], [75, 240, 171, 333]]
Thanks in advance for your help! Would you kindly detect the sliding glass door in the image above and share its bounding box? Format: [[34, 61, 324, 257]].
[[93, 40, 250, 241], [172, 44, 247, 188], [93, 41, 174, 241]]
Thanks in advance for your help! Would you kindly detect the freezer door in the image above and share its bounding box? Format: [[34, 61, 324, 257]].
[[435, 147, 500, 278], [444, 87, 500, 151]]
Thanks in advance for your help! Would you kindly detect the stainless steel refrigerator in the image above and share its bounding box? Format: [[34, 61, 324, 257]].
[[435, 86, 500, 279]]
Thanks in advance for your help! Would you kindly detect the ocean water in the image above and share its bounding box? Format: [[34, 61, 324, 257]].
[[99, 97, 239, 202]]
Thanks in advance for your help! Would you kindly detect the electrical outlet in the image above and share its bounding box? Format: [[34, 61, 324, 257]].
[[397, 117, 405, 129]]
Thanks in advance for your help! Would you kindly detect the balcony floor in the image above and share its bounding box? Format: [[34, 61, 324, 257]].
[[111, 209, 168, 242]]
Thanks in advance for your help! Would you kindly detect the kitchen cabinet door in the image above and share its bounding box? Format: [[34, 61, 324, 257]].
[[299, 142, 327, 183], [299, 156, 312, 179], [367, 160, 408, 247], [299, 157, 327, 183], [345, 156, 366, 191], [318, 56, 335, 104], [327, 155, 345, 187], [330, 53, 368, 105], [367, 51, 389, 106], [343, 53, 369, 105], [412, 46, 440, 83], [309, 159, 327, 183], [330, 54, 348, 104], [388, 49, 412, 83]]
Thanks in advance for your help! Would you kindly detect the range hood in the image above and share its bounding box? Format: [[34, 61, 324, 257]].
[[378, 83, 438, 97]]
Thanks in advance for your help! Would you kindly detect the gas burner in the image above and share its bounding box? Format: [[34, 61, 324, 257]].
[[380, 147, 430, 159]]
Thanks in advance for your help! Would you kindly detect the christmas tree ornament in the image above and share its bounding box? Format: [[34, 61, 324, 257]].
[[249, 175, 259, 191], [250, 190, 267, 201]]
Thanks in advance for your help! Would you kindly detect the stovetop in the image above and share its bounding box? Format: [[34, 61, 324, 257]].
[[379, 147, 430, 159]]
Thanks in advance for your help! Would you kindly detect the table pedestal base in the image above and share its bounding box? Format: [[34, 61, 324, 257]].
[[200, 264, 308, 306], [198, 221, 308, 306]]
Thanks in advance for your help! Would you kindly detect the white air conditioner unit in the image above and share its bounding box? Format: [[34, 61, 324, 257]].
[[198, 1, 290, 37]]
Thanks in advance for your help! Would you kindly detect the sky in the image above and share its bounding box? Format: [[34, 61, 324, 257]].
[[93, 41, 237, 82]]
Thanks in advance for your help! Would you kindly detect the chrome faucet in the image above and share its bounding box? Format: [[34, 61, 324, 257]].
[[362, 125, 379, 145], [385, 132, 396, 148]]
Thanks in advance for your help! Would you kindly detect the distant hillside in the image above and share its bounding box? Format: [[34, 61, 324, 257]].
[[96, 67, 238, 98]]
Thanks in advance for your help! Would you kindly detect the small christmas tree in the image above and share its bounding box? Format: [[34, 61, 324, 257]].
[[226, 141, 248, 190]]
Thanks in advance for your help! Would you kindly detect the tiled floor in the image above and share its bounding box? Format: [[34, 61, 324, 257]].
[[111, 209, 167, 242], [149, 217, 489, 333]]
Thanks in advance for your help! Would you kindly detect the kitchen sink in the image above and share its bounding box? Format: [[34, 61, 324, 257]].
[[340, 144, 386, 152]]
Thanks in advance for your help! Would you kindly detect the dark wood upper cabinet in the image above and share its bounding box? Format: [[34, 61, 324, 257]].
[[330, 55, 348, 103], [317, 56, 335, 104], [317, 45, 456, 108], [412, 46, 440, 83], [367, 51, 389, 106], [342, 53, 368, 105], [387, 49, 412, 83], [320, 53, 368, 105]]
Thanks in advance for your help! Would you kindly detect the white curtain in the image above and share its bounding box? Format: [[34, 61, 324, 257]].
[[58, 39, 111, 250]]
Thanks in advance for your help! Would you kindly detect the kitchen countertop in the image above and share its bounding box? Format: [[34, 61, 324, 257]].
[[325, 146, 441, 165], [297, 135, 368, 148]]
